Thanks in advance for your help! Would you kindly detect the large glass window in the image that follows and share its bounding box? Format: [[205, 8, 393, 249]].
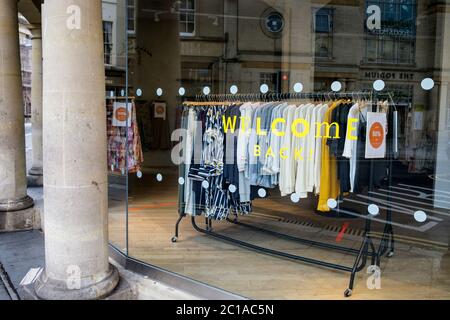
[[106, 0, 450, 300], [127, 0, 137, 34], [314, 8, 334, 59], [179, 0, 196, 36], [365, 0, 417, 64], [103, 21, 113, 65]]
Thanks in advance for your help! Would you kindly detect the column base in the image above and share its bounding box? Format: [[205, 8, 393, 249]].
[[34, 265, 120, 300], [0, 195, 34, 213], [29, 167, 43, 176], [0, 206, 36, 232], [28, 167, 43, 187]]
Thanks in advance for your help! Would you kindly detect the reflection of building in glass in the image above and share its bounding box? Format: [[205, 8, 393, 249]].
[[102, 0, 127, 94], [128, 0, 447, 173], [19, 14, 32, 118]]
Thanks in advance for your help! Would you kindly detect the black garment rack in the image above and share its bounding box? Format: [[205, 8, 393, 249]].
[[172, 91, 395, 297]]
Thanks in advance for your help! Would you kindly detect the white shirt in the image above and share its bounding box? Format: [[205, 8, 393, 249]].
[[279, 105, 297, 196], [343, 103, 367, 192]]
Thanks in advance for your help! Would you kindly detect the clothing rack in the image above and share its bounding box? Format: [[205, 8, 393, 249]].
[[173, 91, 395, 297], [106, 96, 136, 100], [185, 91, 374, 103]]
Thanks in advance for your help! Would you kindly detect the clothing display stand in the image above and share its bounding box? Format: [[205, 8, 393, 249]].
[[172, 91, 395, 297]]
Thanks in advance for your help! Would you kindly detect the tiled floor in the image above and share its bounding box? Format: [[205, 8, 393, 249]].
[[108, 168, 450, 300]]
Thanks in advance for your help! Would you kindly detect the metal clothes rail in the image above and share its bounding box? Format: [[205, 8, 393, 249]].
[[172, 91, 395, 297]]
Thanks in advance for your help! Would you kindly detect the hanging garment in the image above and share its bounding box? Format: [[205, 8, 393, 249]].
[[314, 104, 328, 194], [279, 104, 297, 196], [237, 102, 255, 202], [317, 101, 342, 212], [107, 100, 144, 173]]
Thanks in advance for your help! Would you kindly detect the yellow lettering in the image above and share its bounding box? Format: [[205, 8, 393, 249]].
[[291, 118, 310, 138], [271, 118, 286, 137], [347, 118, 359, 141], [266, 147, 275, 158], [294, 148, 304, 161], [280, 148, 288, 160], [256, 118, 267, 136], [240, 116, 250, 133], [223, 116, 238, 134], [316, 122, 340, 139]]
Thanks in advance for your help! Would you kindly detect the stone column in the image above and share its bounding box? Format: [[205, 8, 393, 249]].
[[34, 0, 119, 300], [28, 26, 43, 186], [0, 0, 35, 230]]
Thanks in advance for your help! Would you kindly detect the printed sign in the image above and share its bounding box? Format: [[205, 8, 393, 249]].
[[154, 102, 167, 120], [112, 102, 132, 127], [365, 112, 387, 159]]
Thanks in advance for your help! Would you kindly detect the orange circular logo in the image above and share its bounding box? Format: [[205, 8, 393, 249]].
[[155, 105, 165, 115], [115, 107, 129, 122], [369, 122, 384, 149]]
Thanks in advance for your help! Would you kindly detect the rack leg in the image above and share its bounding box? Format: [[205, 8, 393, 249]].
[[345, 238, 368, 298], [387, 225, 395, 258], [172, 214, 186, 243]]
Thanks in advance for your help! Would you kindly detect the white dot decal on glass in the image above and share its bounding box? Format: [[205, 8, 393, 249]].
[[327, 198, 338, 209], [120, 89, 125, 97], [331, 81, 342, 92], [156, 174, 163, 182], [203, 86, 211, 95], [136, 88, 143, 97], [178, 177, 185, 185], [228, 184, 237, 193], [291, 193, 301, 203], [373, 80, 385, 92], [368, 204, 380, 216], [230, 85, 238, 95], [202, 180, 210, 189], [258, 188, 267, 198], [137, 170, 143, 179], [178, 87, 186, 96], [293, 83, 304, 93], [421, 78, 435, 91], [260, 84, 269, 94], [414, 210, 427, 223], [156, 88, 163, 97]]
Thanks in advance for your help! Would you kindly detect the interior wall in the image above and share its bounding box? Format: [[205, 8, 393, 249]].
[[132, 7, 181, 168]]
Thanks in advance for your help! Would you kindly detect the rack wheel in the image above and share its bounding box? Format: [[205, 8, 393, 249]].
[[344, 289, 353, 298], [171, 236, 178, 243], [387, 251, 394, 258]]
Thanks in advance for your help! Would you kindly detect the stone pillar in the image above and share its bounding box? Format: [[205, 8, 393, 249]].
[[0, 0, 35, 230], [34, 0, 119, 300], [28, 26, 43, 186]]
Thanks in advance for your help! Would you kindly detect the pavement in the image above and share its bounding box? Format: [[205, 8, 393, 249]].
[[0, 276, 10, 300], [0, 230, 45, 300]]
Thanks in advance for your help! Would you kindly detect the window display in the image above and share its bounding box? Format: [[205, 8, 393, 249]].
[[106, 0, 450, 300]]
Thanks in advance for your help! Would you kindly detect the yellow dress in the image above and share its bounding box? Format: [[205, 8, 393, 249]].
[[317, 101, 342, 212]]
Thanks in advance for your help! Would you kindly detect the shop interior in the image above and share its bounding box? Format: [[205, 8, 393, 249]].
[[107, 0, 450, 299]]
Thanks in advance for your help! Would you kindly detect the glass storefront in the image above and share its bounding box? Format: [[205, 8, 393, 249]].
[[107, 0, 450, 299]]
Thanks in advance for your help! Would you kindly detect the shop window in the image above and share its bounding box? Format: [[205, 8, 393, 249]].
[[127, 0, 137, 35], [103, 21, 113, 65], [179, 0, 196, 36], [313, 8, 333, 59], [314, 8, 333, 33], [364, 0, 417, 64]]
